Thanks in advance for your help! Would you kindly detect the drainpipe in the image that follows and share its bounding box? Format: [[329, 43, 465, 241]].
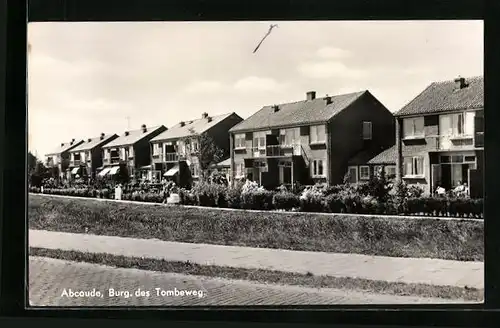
[[230, 133, 235, 188], [395, 117, 403, 182]]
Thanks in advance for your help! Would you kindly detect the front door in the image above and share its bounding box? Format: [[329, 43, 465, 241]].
[[441, 164, 451, 190]]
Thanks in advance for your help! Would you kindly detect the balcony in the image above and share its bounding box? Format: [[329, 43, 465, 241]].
[[246, 144, 309, 165], [164, 152, 187, 162], [434, 134, 477, 151]]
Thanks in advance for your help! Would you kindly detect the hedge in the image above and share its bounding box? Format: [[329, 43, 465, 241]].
[[29, 184, 483, 219]]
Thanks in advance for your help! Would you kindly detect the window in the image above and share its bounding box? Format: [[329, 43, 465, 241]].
[[234, 134, 246, 149], [310, 125, 326, 143], [80, 152, 85, 162], [253, 131, 266, 149], [311, 159, 325, 177], [191, 164, 200, 177], [129, 146, 134, 158], [191, 139, 199, 152], [403, 117, 424, 138], [362, 121, 372, 140], [373, 165, 383, 176], [235, 163, 245, 178], [403, 156, 424, 177], [280, 128, 299, 146], [120, 148, 126, 160], [347, 166, 358, 183], [359, 166, 370, 180], [464, 156, 476, 163], [385, 165, 396, 177], [440, 111, 475, 137], [86, 151, 91, 161]]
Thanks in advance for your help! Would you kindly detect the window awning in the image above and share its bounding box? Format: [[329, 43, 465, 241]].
[[109, 166, 120, 175], [164, 165, 180, 177], [71, 167, 80, 174], [98, 167, 111, 177]]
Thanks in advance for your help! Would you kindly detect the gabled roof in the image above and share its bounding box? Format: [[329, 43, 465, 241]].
[[69, 134, 118, 152], [348, 145, 396, 165], [103, 126, 166, 148], [395, 76, 483, 117], [368, 145, 396, 165], [229, 91, 367, 133], [213, 158, 231, 168], [45, 140, 84, 156], [151, 112, 236, 142]]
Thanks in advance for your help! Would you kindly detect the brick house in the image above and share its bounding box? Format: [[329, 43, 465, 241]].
[[99, 125, 167, 181], [394, 76, 484, 197], [45, 139, 84, 181], [347, 145, 396, 183], [67, 133, 119, 180], [228, 90, 395, 189], [149, 112, 243, 186]]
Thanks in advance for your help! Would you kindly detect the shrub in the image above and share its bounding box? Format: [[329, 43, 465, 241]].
[[299, 186, 324, 213], [225, 186, 242, 209], [191, 182, 228, 207], [273, 191, 300, 210], [179, 188, 196, 205], [324, 194, 344, 213], [241, 189, 275, 210]]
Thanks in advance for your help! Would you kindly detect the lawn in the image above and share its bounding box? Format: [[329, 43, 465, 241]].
[[29, 194, 484, 261]]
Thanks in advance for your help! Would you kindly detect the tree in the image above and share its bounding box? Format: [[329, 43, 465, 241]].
[[28, 151, 38, 173], [181, 131, 224, 182]]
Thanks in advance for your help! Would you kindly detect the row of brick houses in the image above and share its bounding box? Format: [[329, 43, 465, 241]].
[[43, 75, 483, 197]]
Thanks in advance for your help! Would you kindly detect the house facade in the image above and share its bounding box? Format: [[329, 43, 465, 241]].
[[99, 125, 167, 181], [229, 90, 395, 189], [67, 133, 119, 180], [347, 145, 396, 183], [394, 76, 484, 197], [45, 139, 84, 180], [150, 112, 243, 187]]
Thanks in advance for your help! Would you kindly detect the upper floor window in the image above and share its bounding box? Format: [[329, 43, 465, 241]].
[[253, 131, 266, 149], [234, 134, 246, 149], [129, 146, 134, 157], [310, 125, 326, 144], [362, 121, 372, 140], [403, 117, 424, 138], [191, 139, 199, 152], [439, 111, 475, 137], [280, 128, 300, 146], [80, 152, 85, 162], [120, 147, 127, 160]]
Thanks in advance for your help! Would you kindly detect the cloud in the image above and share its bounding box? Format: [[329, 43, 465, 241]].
[[233, 76, 285, 92], [316, 47, 351, 59], [298, 61, 367, 79], [184, 80, 224, 94]]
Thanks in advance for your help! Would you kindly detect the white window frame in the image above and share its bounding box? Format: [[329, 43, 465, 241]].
[[403, 156, 424, 177], [440, 111, 475, 137], [191, 138, 199, 152], [310, 125, 326, 144], [403, 117, 425, 138], [359, 165, 370, 180], [311, 159, 326, 177], [253, 131, 267, 149], [234, 134, 246, 149], [362, 121, 372, 140], [235, 163, 245, 178], [129, 146, 134, 158], [347, 166, 358, 183], [80, 152, 86, 162], [280, 128, 299, 146], [385, 165, 397, 177]]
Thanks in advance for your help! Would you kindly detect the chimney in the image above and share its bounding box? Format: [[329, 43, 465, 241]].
[[454, 76, 467, 89], [100, 133, 105, 140], [306, 91, 316, 101], [325, 95, 333, 105], [60, 143, 64, 147], [273, 104, 280, 112], [71, 138, 75, 144], [180, 121, 185, 127], [207, 116, 213, 122], [202, 112, 208, 119], [141, 124, 147, 133], [125, 131, 130, 136], [87, 138, 92, 142]]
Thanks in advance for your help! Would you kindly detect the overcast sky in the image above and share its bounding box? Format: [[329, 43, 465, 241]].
[[27, 20, 483, 157]]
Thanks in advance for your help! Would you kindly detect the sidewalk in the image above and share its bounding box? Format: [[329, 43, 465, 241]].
[[29, 229, 484, 289]]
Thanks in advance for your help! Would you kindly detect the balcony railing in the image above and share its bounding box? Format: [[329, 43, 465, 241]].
[[246, 144, 309, 166], [434, 134, 476, 151], [164, 152, 188, 162], [70, 160, 82, 166]]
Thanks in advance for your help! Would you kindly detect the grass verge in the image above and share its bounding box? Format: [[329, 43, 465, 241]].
[[29, 194, 484, 261], [29, 247, 483, 302]]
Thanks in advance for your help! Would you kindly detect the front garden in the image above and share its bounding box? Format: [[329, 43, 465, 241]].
[[29, 170, 484, 219]]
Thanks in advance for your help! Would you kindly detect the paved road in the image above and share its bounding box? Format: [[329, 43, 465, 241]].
[[29, 257, 464, 306]]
